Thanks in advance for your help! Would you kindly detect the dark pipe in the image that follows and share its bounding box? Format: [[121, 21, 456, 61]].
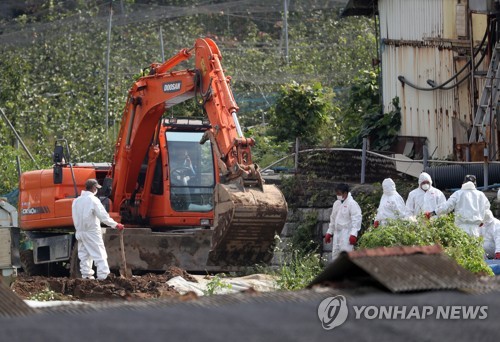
[[424, 164, 500, 190], [398, 27, 489, 91]]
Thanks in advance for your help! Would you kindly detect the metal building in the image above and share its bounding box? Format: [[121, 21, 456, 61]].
[[343, 0, 498, 160]]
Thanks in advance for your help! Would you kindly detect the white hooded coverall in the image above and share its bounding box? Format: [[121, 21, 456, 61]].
[[326, 193, 362, 259], [436, 181, 490, 237], [375, 178, 409, 225], [481, 210, 500, 259], [72, 190, 119, 279], [406, 172, 446, 216]]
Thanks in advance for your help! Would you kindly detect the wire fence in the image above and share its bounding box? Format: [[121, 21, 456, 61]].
[[262, 142, 500, 190]]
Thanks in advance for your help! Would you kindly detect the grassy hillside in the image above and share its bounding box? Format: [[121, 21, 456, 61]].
[[0, 0, 376, 193]]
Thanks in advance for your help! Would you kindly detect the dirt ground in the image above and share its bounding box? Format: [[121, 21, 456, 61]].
[[11, 266, 197, 301]]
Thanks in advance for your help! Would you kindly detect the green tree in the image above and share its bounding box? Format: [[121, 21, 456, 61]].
[[338, 70, 401, 151], [0, 1, 377, 192], [269, 82, 331, 146], [338, 70, 381, 145]]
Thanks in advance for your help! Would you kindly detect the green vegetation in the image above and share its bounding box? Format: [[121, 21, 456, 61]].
[[28, 289, 60, 301], [269, 82, 335, 146], [0, 0, 376, 194], [340, 70, 381, 145], [0, 145, 48, 194], [245, 125, 290, 169], [274, 249, 324, 290], [290, 210, 320, 255], [341, 70, 402, 151], [271, 235, 325, 291], [358, 214, 493, 276], [270, 211, 325, 291], [203, 274, 232, 296]]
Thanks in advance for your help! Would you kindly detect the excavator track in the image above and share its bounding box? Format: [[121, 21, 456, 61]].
[[209, 183, 288, 266]]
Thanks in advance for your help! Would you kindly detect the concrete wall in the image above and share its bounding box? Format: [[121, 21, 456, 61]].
[[272, 207, 334, 265]]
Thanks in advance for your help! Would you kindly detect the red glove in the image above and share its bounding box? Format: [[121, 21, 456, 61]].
[[373, 220, 379, 228], [349, 235, 357, 245], [324, 233, 332, 244], [495, 252, 500, 260], [116, 223, 125, 231], [424, 211, 436, 219]]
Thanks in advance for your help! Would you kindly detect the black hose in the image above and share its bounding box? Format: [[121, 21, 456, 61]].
[[430, 27, 489, 88], [398, 27, 489, 91], [430, 46, 488, 90]]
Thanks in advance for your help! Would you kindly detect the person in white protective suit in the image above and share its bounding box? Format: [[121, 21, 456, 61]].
[[481, 210, 500, 259], [406, 172, 446, 217], [324, 183, 362, 259], [427, 175, 490, 237], [72, 179, 124, 280], [373, 178, 409, 227]]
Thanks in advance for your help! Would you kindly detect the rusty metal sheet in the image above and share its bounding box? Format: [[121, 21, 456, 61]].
[[376, 0, 491, 159], [308, 246, 479, 293], [382, 45, 469, 159], [350, 253, 478, 292], [348, 245, 443, 258]]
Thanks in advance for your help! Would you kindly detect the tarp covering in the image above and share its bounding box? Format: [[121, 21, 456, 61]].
[[166, 274, 277, 296], [0, 189, 18, 208]]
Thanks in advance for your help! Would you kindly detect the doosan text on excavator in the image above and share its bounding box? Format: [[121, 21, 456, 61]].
[[18, 38, 288, 276]]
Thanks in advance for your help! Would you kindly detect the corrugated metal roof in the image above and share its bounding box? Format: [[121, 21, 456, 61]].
[[0, 281, 36, 317], [309, 245, 480, 293], [350, 253, 478, 292], [349, 245, 442, 258]]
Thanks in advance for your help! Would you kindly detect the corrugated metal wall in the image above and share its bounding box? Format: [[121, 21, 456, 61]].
[[382, 45, 459, 158], [378, 0, 489, 159], [379, 0, 445, 40]]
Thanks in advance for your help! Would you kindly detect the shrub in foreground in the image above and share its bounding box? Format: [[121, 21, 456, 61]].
[[358, 214, 493, 276]]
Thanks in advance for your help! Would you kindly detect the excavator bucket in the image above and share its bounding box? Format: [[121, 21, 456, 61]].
[[208, 183, 288, 266]]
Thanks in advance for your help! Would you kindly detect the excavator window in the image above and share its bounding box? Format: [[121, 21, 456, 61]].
[[166, 131, 214, 212]]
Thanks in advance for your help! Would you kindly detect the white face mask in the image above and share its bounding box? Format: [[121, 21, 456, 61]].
[[93, 189, 98, 195], [421, 183, 430, 191], [337, 195, 344, 201]]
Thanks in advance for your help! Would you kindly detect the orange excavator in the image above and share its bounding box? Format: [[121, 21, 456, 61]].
[[18, 38, 287, 276]]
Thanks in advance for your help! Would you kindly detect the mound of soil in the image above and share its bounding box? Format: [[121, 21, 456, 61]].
[[164, 266, 198, 283], [11, 271, 187, 301]]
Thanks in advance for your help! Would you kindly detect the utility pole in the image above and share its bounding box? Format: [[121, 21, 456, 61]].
[[105, 1, 113, 134], [283, 0, 289, 65], [0, 108, 39, 168], [159, 26, 165, 62]]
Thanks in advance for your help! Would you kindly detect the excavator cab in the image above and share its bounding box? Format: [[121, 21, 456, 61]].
[[166, 130, 214, 213]]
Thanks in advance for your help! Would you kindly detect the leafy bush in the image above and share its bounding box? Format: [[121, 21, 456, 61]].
[[291, 210, 320, 255], [0, 145, 49, 194], [270, 235, 325, 291], [269, 82, 333, 146], [358, 214, 493, 276], [245, 125, 291, 168]]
